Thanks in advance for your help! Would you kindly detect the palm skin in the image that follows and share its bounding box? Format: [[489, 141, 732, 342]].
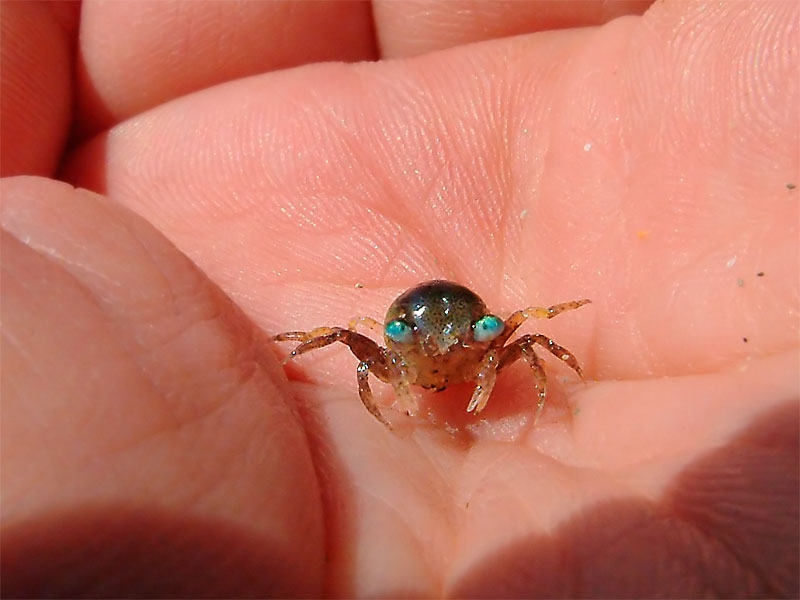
[[1, 1, 797, 597]]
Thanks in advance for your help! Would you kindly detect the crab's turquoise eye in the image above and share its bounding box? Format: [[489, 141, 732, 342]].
[[474, 315, 504, 342], [385, 319, 413, 344]]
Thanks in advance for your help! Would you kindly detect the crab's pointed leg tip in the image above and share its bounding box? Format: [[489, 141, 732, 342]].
[[375, 415, 393, 430]]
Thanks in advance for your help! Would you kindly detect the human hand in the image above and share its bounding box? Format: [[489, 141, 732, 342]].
[[2, 1, 797, 597]]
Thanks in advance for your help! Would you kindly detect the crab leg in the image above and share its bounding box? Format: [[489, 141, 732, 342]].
[[493, 299, 591, 347], [348, 316, 384, 336], [508, 333, 583, 376], [497, 333, 583, 421], [357, 361, 392, 428], [275, 327, 381, 365], [274, 327, 415, 427], [466, 349, 499, 414]]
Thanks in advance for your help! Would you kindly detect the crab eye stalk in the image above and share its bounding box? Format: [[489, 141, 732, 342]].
[[473, 314, 504, 342], [385, 319, 414, 344]]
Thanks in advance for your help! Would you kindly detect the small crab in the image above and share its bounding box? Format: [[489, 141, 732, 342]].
[[274, 280, 590, 428]]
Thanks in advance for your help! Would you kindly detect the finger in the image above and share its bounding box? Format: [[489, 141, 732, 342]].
[[0, 1, 73, 176], [373, 0, 650, 58], [63, 1, 797, 382], [0, 177, 323, 597], [76, 0, 377, 137]]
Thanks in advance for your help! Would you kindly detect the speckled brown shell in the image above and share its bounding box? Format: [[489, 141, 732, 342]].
[[383, 280, 492, 390]]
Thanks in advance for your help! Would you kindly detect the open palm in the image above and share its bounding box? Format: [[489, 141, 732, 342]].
[[2, 1, 797, 597]]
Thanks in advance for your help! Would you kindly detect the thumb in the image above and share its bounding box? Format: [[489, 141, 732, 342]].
[[0, 176, 323, 597]]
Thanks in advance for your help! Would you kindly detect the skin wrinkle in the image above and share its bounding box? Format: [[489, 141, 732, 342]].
[[499, 90, 535, 293], [594, 512, 716, 596], [492, 160, 511, 297], [563, 505, 658, 595], [373, 242, 402, 291], [412, 198, 467, 283], [641, 513, 717, 595], [3, 226, 155, 351], [348, 70, 501, 282], [3, 196, 290, 457], [11, 234, 258, 463], [316, 96, 425, 227], [414, 152, 452, 224], [47, 249, 236, 413], [663, 411, 799, 595], [669, 500, 778, 596], [0, 273, 46, 380], [400, 456, 462, 589], [362, 226, 402, 284], [458, 57, 517, 295], [58, 191, 183, 300], [0, 233, 180, 458], [110, 396, 223, 461], [458, 443, 516, 515], [358, 485, 440, 583], [5, 200, 136, 290], [309, 91, 388, 186], [285, 388, 352, 598], [614, 306, 661, 377], [347, 186, 444, 284], [108, 347, 281, 464], [0, 328, 36, 377], [297, 91, 443, 278]]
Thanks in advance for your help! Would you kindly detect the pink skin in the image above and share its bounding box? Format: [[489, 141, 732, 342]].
[[2, 1, 798, 598]]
